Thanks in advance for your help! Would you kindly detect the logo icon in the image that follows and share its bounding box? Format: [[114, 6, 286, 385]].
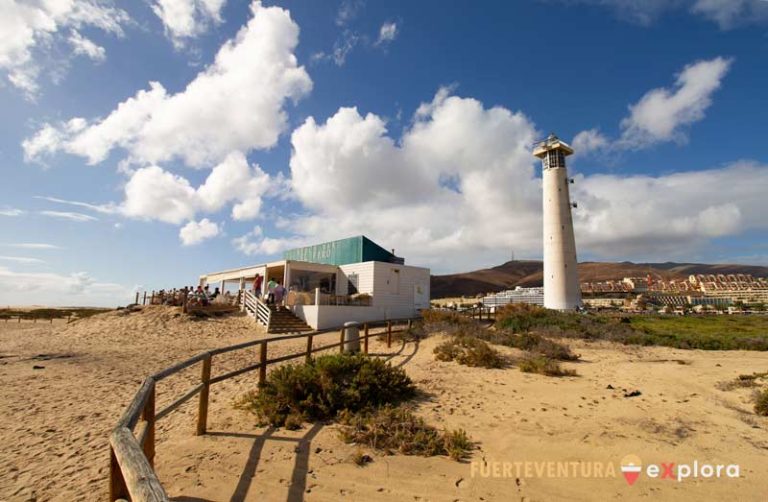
[[621, 455, 642, 486]]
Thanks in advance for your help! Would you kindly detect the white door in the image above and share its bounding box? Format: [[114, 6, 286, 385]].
[[414, 282, 429, 309]]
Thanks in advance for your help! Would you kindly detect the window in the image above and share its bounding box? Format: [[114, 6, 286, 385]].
[[347, 273, 359, 295], [545, 149, 565, 168]]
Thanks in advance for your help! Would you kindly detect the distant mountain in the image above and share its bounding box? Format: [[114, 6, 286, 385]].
[[430, 260, 768, 299]]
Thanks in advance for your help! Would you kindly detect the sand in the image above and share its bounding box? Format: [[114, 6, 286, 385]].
[[1, 307, 767, 501]]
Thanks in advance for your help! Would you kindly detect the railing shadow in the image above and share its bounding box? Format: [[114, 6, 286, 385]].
[[203, 422, 324, 502]]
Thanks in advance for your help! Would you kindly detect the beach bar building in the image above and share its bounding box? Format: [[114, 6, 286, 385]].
[[199, 236, 430, 331]]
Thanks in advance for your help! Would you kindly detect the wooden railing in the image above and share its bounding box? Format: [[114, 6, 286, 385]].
[[109, 317, 416, 501], [240, 289, 271, 329], [458, 305, 497, 321]]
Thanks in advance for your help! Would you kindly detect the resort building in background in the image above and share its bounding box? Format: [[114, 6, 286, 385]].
[[199, 236, 430, 331]]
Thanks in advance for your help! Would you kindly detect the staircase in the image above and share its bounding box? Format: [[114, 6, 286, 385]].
[[266, 305, 313, 334], [240, 290, 312, 334]]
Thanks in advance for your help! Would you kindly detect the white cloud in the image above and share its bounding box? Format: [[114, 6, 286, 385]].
[[236, 88, 542, 270], [2, 243, 60, 250], [34, 195, 116, 214], [336, 0, 364, 26], [571, 161, 768, 257], [0, 208, 25, 216], [232, 89, 768, 269], [571, 128, 610, 157], [120, 151, 273, 224], [0, 266, 130, 307], [0, 256, 45, 264], [23, 1, 312, 168], [618, 57, 732, 148], [151, 0, 226, 47], [68, 30, 106, 62], [571, 57, 732, 154], [0, 0, 129, 97], [39, 210, 98, 222], [375, 22, 398, 46], [557, 0, 768, 28], [179, 218, 220, 245]]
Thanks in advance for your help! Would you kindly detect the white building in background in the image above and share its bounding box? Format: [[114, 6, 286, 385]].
[[200, 236, 430, 330], [533, 134, 582, 311], [483, 287, 544, 308]]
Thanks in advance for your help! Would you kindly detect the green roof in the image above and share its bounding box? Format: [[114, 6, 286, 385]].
[[283, 236, 404, 266]]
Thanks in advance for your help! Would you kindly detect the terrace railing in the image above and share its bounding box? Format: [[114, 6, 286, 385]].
[[108, 317, 416, 501]]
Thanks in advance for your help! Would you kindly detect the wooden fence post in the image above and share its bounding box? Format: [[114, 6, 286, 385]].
[[143, 291, 147, 305], [387, 321, 392, 349], [363, 324, 369, 355], [339, 329, 345, 354], [109, 446, 129, 501], [142, 383, 156, 467], [259, 341, 267, 386], [305, 334, 313, 363], [135, 292, 140, 304], [196, 354, 212, 436]]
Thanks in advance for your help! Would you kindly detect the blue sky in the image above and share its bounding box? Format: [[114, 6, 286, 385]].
[[1, 0, 767, 306]]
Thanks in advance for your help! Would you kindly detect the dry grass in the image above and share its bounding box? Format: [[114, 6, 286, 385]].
[[339, 405, 474, 461], [433, 335, 507, 368], [518, 354, 577, 377]]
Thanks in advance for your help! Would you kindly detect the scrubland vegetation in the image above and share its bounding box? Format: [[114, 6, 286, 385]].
[[236, 353, 472, 461]]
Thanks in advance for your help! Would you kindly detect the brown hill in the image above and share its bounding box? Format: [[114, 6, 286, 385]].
[[430, 261, 768, 299]]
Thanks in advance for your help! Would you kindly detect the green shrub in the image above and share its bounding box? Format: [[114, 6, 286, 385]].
[[236, 353, 416, 427], [518, 354, 577, 377], [339, 405, 473, 461], [753, 389, 768, 416], [434, 336, 506, 368]]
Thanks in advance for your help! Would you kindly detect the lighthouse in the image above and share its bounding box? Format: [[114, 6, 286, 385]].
[[533, 134, 581, 310]]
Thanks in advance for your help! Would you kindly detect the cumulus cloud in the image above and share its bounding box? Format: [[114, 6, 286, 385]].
[[23, 1, 312, 168], [151, 0, 226, 47], [375, 22, 398, 46], [231, 89, 768, 269], [179, 218, 220, 245], [571, 128, 610, 157], [0, 0, 129, 97], [572, 57, 732, 155], [571, 161, 767, 257], [235, 88, 541, 270], [120, 151, 272, 224], [555, 0, 768, 28]]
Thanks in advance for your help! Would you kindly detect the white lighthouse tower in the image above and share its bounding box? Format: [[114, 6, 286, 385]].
[[533, 134, 581, 310]]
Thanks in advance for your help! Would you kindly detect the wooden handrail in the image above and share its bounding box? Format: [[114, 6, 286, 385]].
[[109, 316, 419, 501]]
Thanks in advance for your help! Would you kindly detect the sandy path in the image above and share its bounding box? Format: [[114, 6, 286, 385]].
[[158, 336, 768, 501], [2, 308, 768, 501]]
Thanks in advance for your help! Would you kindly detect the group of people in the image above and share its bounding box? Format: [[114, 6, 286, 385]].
[[152, 285, 234, 308], [252, 274, 287, 310]]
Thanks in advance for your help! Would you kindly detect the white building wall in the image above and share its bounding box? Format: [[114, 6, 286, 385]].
[[290, 261, 431, 329]]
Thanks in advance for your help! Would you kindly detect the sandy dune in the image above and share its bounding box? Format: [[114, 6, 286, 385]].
[[1, 307, 767, 501]]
